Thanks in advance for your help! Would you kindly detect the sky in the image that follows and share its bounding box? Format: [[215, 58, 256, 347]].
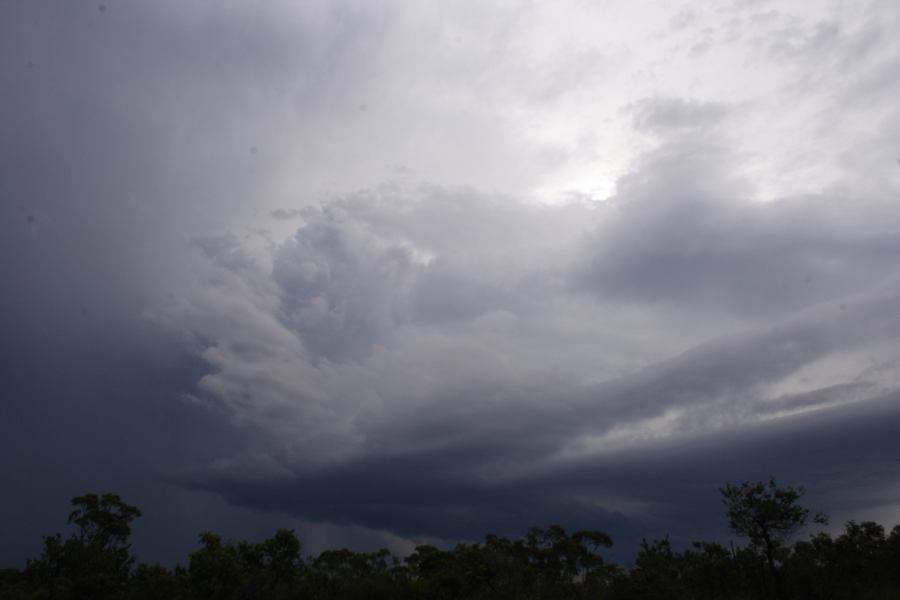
[[2, 0, 900, 567]]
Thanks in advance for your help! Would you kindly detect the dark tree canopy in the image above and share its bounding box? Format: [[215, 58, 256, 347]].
[[23, 492, 143, 600], [720, 477, 827, 549], [4, 482, 900, 600], [720, 477, 828, 600], [68, 493, 143, 551]]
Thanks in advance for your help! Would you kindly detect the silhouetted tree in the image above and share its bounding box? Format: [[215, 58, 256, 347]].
[[10, 483, 900, 600], [187, 532, 244, 600], [25, 493, 142, 600], [721, 477, 826, 600], [127, 563, 186, 600]]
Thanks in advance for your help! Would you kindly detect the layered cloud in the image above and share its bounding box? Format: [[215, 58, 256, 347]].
[[153, 123, 900, 546], [3, 0, 900, 566]]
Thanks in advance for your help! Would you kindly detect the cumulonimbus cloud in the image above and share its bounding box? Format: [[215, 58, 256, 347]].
[[154, 127, 900, 541]]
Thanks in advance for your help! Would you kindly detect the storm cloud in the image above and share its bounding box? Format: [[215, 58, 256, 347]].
[[152, 123, 900, 557], [2, 0, 900, 566]]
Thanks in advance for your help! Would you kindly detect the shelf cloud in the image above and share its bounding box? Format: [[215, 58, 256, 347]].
[[2, 0, 899, 565]]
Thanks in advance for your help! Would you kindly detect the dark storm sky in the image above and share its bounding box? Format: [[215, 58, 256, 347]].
[[2, 0, 900, 566]]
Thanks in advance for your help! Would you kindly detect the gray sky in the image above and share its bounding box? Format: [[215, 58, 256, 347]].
[[2, 0, 900, 566]]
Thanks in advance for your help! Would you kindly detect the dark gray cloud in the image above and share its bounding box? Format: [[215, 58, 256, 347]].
[[2, 0, 900, 570], [153, 163, 900, 556], [0, 0, 391, 565], [194, 390, 900, 562]]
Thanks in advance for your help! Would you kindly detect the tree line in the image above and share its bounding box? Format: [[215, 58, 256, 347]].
[[2, 478, 900, 599]]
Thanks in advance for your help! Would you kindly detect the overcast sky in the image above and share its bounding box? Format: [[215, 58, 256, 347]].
[[2, 0, 900, 567]]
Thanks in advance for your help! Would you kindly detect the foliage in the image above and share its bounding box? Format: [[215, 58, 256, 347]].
[[5, 480, 900, 600], [24, 493, 142, 600], [720, 478, 827, 550], [720, 477, 828, 600]]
